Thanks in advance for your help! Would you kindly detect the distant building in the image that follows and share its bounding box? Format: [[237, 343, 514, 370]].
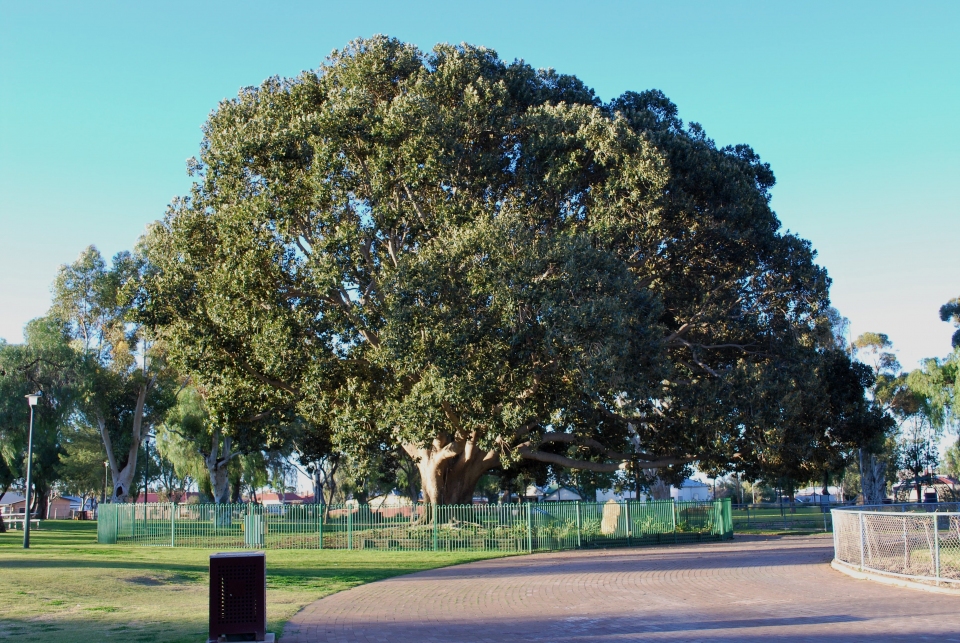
[[542, 486, 583, 502], [140, 491, 203, 504], [892, 475, 959, 502], [793, 485, 841, 503], [257, 492, 315, 505], [0, 492, 26, 515], [671, 479, 710, 502], [595, 479, 711, 503], [367, 491, 414, 508]]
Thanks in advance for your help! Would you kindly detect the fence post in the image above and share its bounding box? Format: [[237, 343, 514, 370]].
[[347, 507, 353, 550], [902, 516, 909, 571], [625, 500, 632, 546], [170, 503, 176, 548], [575, 501, 582, 549], [934, 514, 940, 585], [432, 503, 438, 552], [857, 511, 865, 571], [318, 504, 323, 549], [672, 500, 677, 543], [526, 503, 533, 552]]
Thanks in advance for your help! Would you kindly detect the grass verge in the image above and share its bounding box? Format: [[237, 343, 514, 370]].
[[0, 520, 506, 642]]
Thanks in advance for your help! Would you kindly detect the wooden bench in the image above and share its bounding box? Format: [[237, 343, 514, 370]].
[[3, 517, 40, 530]]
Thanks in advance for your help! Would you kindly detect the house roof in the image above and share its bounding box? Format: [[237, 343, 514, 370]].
[[543, 487, 583, 500], [0, 492, 25, 506]]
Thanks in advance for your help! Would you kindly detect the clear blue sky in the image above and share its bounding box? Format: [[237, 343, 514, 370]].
[[1, 1, 958, 368]]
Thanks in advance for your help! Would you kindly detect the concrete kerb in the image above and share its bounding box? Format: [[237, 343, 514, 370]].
[[831, 558, 960, 596]]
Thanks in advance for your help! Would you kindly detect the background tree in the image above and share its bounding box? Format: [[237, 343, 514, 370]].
[[943, 441, 960, 479], [141, 37, 841, 503], [156, 387, 242, 503], [893, 391, 940, 501], [0, 318, 75, 518], [52, 246, 177, 502], [57, 422, 108, 510], [153, 449, 194, 502], [851, 332, 901, 503], [940, 296, 960, 350]]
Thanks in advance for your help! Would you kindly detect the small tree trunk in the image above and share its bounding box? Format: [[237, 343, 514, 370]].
[[312, 470, 323, 505], [644, 470, 671, 500], [859, 449, 887, 505], [205, 433, 234, 504]]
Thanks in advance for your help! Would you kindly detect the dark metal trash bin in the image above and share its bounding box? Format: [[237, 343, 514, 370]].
[[209, 551, 272, 642]]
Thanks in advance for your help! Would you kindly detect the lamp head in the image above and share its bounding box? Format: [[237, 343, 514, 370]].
[[25, 391, 42, 407]]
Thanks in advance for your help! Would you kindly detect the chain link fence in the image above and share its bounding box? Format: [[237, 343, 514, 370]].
[[97, 498, 732, 552], [832, 503, 960, 587]]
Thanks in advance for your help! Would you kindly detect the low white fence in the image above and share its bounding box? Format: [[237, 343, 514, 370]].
[[832, 503, 960, 586]]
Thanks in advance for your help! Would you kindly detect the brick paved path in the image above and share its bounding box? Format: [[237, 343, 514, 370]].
[[282, 534, 960, 642]]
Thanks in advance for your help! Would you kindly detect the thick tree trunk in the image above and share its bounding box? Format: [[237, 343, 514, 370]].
[[858, 448, 886, 505], [34, 484, 49, 519], [101, 381, 152, 503], [404, 435, 498, 505], [229, 464, 242, 503]]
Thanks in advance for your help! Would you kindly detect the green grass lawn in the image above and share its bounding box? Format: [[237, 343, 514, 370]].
[[0, 521, 506, 643], [731, 505, 833, 534]]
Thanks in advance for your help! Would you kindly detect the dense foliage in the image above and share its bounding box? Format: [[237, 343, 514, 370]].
[[137, 36, 868, 503]]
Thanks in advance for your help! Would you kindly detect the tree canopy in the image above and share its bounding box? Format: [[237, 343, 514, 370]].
[[52, 245, 177, 502], [140, 36, 858, 503]]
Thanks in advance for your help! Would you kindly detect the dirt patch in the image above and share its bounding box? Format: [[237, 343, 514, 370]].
[[125, 576, 166, 586]]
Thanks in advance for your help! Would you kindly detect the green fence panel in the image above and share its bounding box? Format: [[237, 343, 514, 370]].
[[96, 498, 732, 551]]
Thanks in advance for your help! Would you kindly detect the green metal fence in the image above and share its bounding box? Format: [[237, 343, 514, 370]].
[[97, 498, 733, 551]]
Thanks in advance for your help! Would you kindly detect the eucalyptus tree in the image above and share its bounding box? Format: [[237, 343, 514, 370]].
[[142, 37, 836, 504], [52, 246, 177, 502], [851, 332, 902, 503]]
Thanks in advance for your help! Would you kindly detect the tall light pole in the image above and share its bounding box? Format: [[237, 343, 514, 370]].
[[23, 391, 42, 549]]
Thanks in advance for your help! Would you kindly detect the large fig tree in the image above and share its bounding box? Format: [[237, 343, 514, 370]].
[[141, 37, 831, 503]]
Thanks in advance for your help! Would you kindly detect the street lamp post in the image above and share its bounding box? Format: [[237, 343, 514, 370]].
[[23, 391, 42, 549]]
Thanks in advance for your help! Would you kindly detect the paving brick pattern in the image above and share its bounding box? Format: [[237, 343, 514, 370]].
[[282, 534, 960, 642]]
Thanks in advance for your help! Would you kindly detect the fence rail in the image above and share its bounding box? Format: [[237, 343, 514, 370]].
[[97, 499, 732, 552], [832, 504, 960, 586]]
